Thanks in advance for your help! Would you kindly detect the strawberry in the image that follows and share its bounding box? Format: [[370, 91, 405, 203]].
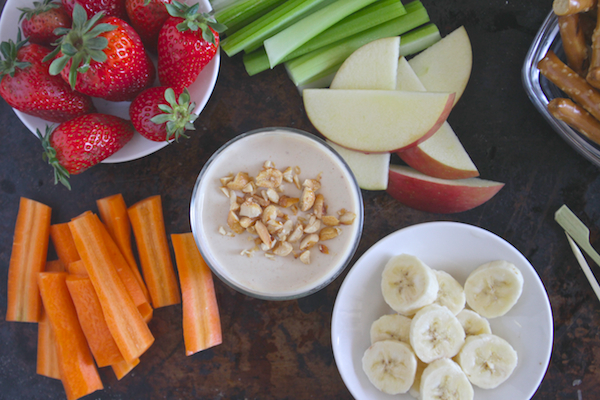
[[38, 113, 134, 188], [129, 86, 197, 142], [157, 1, 225, 91], [62, 0, 127, 20], [0, 33, 95, 123], [18, 0, 72, 47], [125, 0, 171, 50], [46, 4, 155, 102]]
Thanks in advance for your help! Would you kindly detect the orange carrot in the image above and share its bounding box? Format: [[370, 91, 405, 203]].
[[128, 195, 180, 308], [111, 358, 140, 380], [37, 260, 65, 380], [50, 223, 80, 267], [38, 272, 103, 400], [6, 197, 52, 322], [66, 275, 125, 368], [68, 212, 154, 363], [96, 221, 153, 322], [67, 260, 88, 276], [171, 233, 222, 356], [97, 194, 150, 303]]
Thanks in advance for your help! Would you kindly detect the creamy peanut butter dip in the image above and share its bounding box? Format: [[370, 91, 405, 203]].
[[191, 128, 363, 299]]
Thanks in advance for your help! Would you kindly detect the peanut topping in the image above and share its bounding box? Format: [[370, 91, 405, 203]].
[[219, 161, 356, 264]]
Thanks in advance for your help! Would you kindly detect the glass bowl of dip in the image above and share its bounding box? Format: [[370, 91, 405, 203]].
[[190, 127, 364, 300]]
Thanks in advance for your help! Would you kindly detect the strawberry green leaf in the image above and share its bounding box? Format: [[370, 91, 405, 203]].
[[36, 126, 71, 190]]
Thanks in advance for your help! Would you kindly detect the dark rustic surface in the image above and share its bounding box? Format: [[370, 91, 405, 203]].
[[0, 0, 599, 399]]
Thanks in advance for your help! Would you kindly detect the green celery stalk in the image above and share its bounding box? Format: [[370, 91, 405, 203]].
[[243, 0, 407, 75], [263, 0, 380, 68], [215, 0, 287, 35], [285, 0, 430, 86], [295, 23, 442, 91], [220, 0, 336, 57], [398, 23, 441, 56]]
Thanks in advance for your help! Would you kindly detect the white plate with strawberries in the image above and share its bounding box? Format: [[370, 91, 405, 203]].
[[331, 221, 553, 400], [0, 0, 220, 163]]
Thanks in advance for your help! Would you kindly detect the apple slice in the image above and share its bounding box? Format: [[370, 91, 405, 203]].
[[398, 122, 479, 179], [327, 140, 390, 190], [394, 56, 479, 179], [303, 89, 454, 153], [387, 165, 504, 214], [408, 26, 472, 106], [330, 36, 400, 90]]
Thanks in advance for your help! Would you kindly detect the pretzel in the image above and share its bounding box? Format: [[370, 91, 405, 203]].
[[538, 50, 600, 121], [558, 14, 590, 76], [586, 6, 600, 87], [553, 0, 597, 16], [548, 97, 600, 144]]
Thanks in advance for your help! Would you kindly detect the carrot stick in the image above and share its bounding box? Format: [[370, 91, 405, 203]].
[[66, 275, 125, 368], [69, 212, 155, 363], [171, 233, 222, 356], [67, 260, 88, 276], [97, 194, 150, 303], [128, 195, 181, 308], [111, 358, 140, 380], [6, 197, 52, 322], [50, 223, 80, 267], [96, 220, 153, 322], [37, 260, 65, 380], [38, 272, 103, 400]]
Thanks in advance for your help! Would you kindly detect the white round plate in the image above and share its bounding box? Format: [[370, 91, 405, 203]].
[[332, 221, 553, 400], [0, 0, 219, 163]]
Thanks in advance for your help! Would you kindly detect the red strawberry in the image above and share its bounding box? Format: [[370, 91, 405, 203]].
[[129, 86, 197, 141], [19, 0, 72, 47], [0, 33, 95, 123], [157, 1, 225, 91], [62, 0, 127, 20], [38, 113, 134, 188], [125, 0, 171, 50], [46, 4, 155, 102]]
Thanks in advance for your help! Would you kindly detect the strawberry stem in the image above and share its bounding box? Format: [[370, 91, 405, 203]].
[[165, 1, 226, 45], [150, 88, 198, 142], [44, 3, 116, 89], [36, 126, 71, 190], [0, 30, 32, 78]]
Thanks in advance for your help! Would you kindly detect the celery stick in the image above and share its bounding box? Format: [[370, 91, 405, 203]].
[[285, 1, 429, 86], [287, 0, 406, 60], [215, 0, 287, 35], [242, 0, 406, 76], [220, 0, 335, 57], [264, 0, 380, 68], [399, 23, 441, 56]]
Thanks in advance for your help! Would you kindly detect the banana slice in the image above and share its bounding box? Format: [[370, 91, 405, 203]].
[[464, 260, 524, 318], [370, 314, 412, 344], [408, 357, 427, 399], [420, 358, 474, 400], [456, 309, 492, 336], [381, 254, 439, 316], [457, 333, 518, 389], [409, 304, 465, 363], [362, 340, 417, 394], [432, 269, 466, 315]]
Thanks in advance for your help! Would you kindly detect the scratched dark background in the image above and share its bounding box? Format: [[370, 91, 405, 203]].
[[0, 0, 598, 399]]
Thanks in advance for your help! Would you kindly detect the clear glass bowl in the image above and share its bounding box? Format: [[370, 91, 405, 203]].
[[190, 127, 364, 301], [522, 11, 600, 167]]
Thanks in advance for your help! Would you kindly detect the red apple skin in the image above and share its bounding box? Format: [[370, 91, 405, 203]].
[[398, 146, 480, 180], [386, 165, 504, 213]]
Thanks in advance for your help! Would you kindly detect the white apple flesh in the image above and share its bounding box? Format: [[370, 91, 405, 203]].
[[327, 140, 390, 190], [330, 36, 400, 90], [387, 165, 504, 214], [408, 26, 472, 106], [303, 89, 455, 153]]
